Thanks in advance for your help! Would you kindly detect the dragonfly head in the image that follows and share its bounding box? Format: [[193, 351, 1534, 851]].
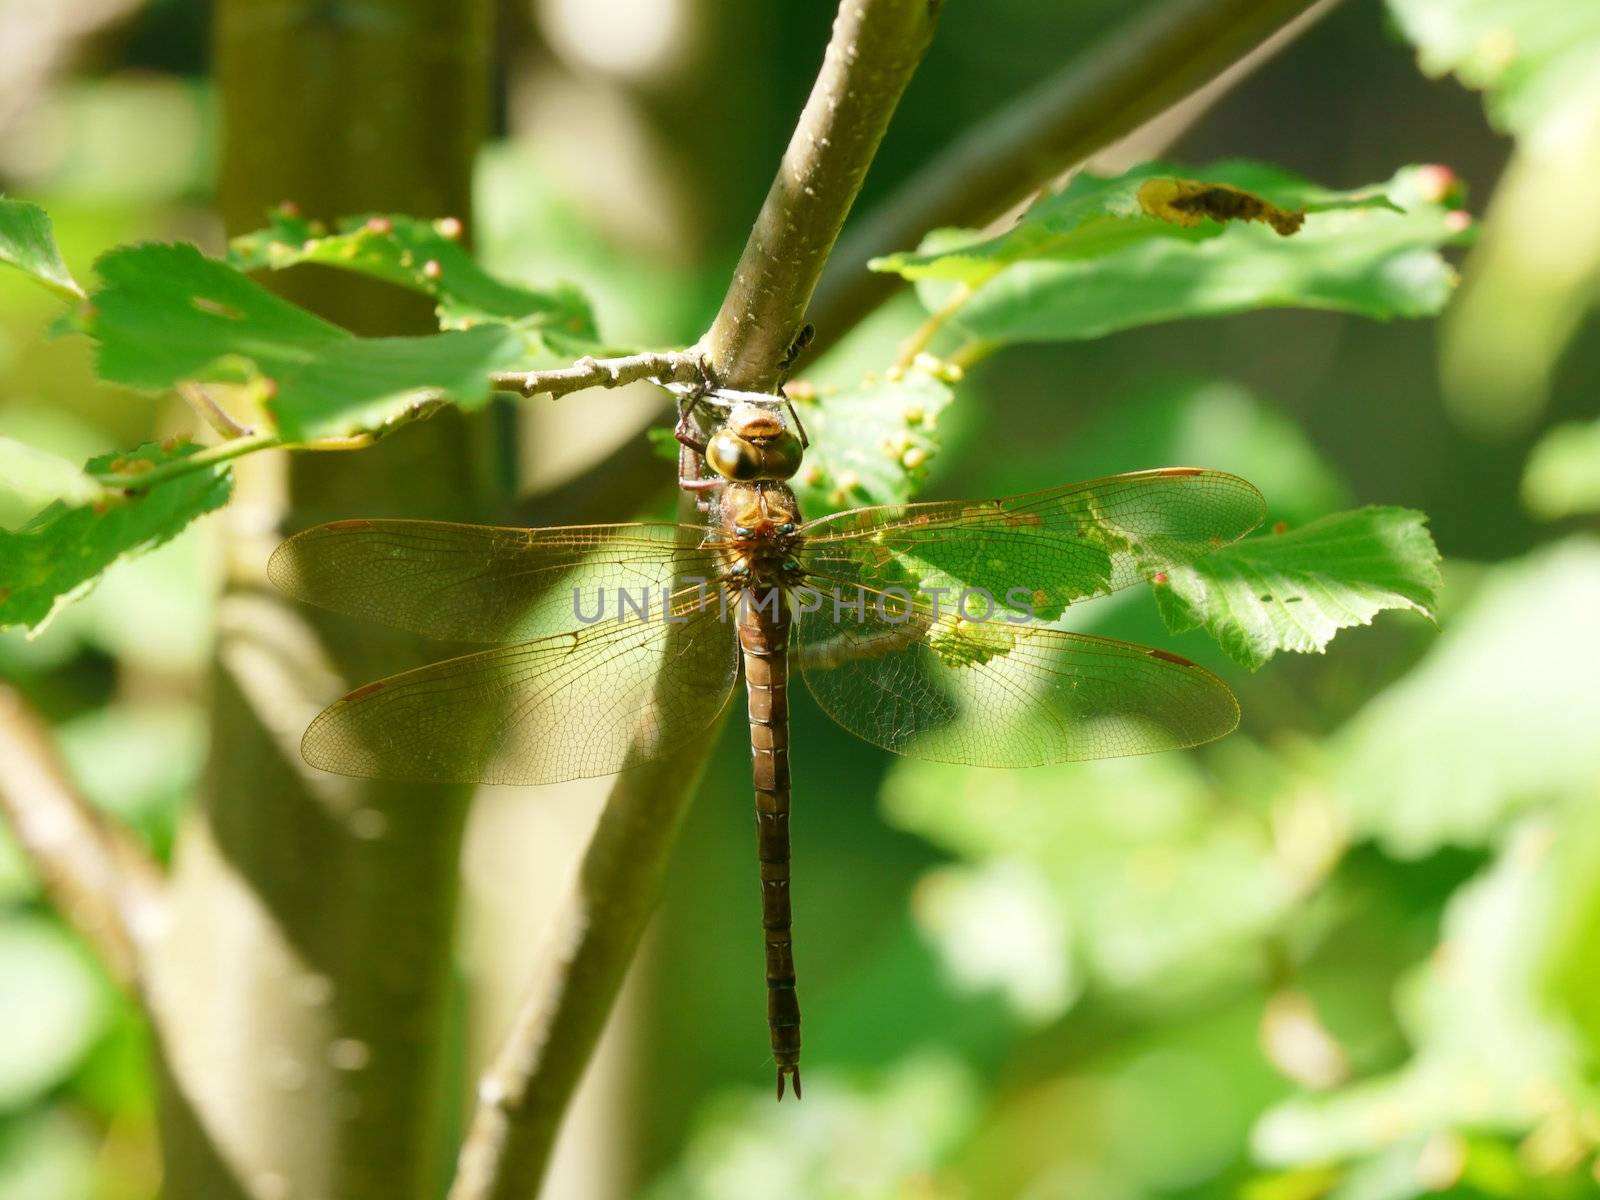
[[706, 402, 804, 482]]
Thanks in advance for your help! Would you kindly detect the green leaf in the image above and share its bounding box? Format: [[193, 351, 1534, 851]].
[[228, 210, 601, 357], [1153, 507, 1441, 670], [0, 439, 231, 632], [1333, 540, 1600, 856], [788, 371, 954, 513], [644, 1055, 979, 1200], [56, 703, 204, 848], [1522, 420, 1600, 520], [1391, 0, 1600, 436], [883, 751, 1298, 1008], [0, 438, 106, 521], [0, 916, 107, 1109], [0, 1112, 97, 1200], [872, 161, 1403, 284], [0, 198, 84, 301], [1256, 821, 1596, 1169], [1387, 0, 1600, 139], [84, 242, 527, 440], [876, 164, 1462, 344]]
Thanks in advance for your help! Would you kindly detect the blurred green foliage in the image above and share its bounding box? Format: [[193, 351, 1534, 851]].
[[2, 1, 1600, 1199]]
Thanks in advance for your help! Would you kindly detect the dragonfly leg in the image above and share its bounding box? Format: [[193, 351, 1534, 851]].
[[674, 393, 710, 454], [784, 395, 810, 450]]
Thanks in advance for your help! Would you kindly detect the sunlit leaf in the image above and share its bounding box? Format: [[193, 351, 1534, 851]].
[[883, 752, 1298, 1005], [0, 1111, 97, 1200], [0, 916, 107, 1109], [0, 198, 84, 301], [1153, 507, 1441, 671], [1391, 0, 1600, 434], [83, 242, 526, 440], [0, 438, 106, 522], [0, 439, 231, 632], [788, 371, 954, 512], [872, 162, 1403, 284], [644, 1055, 979, 1200], [1333, 539, 1600, 855], [1255, 823, 1596, 1169], [228, 209, 602, 357], [1387, 0, 1600, 138], [911, 861, 1079, 1022], [1522, 420, 1600, 520], [55, 703, 204, 850], [875, 164, 1462, 344]]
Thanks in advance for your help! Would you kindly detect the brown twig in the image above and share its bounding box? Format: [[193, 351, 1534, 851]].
[[178, 381, 256, 438], [489, 349, 708, 400], [448, 3, 940, 1197], [701, 0, 941, 391], [0, 684, 164, 989], [807, 0, 1337, 352]]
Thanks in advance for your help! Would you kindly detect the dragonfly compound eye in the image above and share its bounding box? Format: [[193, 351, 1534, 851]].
[[778, 522, 796, 535], [706, 430, 764, 481], [759, 433, 804, 480]]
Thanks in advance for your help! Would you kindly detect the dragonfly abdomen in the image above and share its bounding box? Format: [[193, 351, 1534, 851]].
[[738, 586, 802, 1100]]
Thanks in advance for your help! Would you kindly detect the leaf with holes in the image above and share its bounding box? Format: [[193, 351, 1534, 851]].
[[872, 161, 1404, 285], [1152, 507, 1441, 670], [0, 198, 84, 300], [228, 210, 602, 358], [82, 242, 526, 441], [0, 439, 231, 632], [874, 164, 1464, 343]]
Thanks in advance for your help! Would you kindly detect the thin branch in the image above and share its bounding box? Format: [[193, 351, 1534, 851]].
[[808, 0, 1338, 351], [703, 0, 941, 391], [178, 382, 255, 438], [0, 684, 164, 989], [449, 3, 939, 1197], [489, 349, 708, 400]]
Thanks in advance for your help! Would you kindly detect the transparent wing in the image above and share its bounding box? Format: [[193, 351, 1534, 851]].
[[269, 519, 725, 643], [795, 581, 1238, 766], [799, 468, 1265, 619], [301, 582, 738, 785]]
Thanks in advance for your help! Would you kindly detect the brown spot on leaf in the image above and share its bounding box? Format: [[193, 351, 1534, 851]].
[[1139, 179, 1304, 236]]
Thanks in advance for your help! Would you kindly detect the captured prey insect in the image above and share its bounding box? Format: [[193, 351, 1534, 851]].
[[268, 388, 1265, 1099]]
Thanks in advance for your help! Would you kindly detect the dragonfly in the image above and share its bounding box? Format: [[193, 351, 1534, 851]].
[[269, 389, 1265, 1100]]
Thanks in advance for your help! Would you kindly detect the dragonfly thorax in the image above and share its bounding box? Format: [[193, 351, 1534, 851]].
[[716, 481, 805, 588]]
